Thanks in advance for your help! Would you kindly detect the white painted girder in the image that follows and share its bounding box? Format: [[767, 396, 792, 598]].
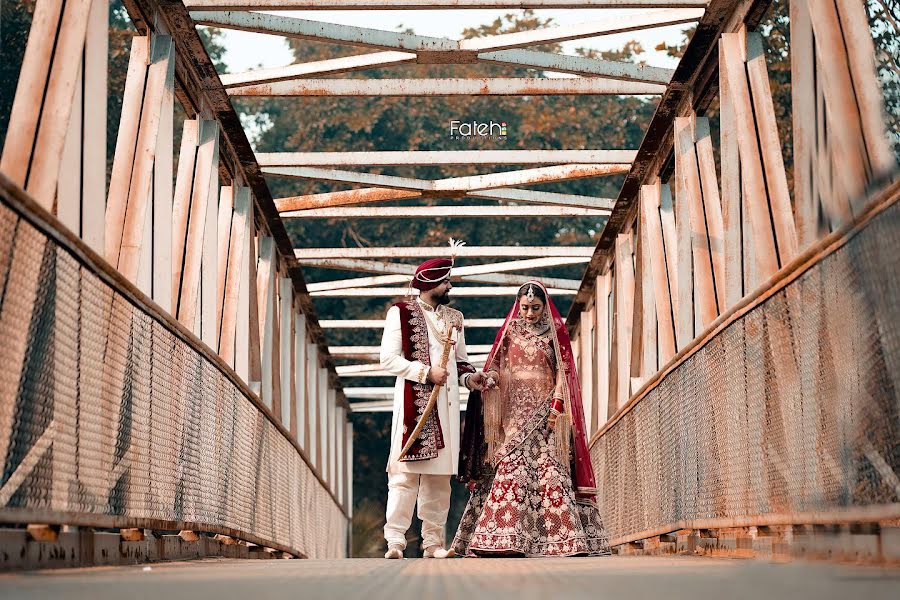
[[457, 9, 704, 52], [311, 286, 577, 297], [297, 256, 592, 275], [229, 77, 666, 96], [193, 9, 703, 58], [220, 52, 416, 87], [264, 164, 629, 192], [185, 1, 709, 9], [480, 49, 675, 83], [322, 318, 504, 328], [332, 345, 493, 355], [275, 187, 617, 211], [257, 150, 638, 167], [308, 271, 581, 291], [294, 246, 595, 259], [281, 206, 611, 218]]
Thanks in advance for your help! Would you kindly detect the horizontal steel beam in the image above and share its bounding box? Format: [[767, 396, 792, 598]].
[[480, 49, 675, 83], [229, 77, 666, 97], [185, 1, 710, 10], [265, 164, 629, 192], [295, 246, 595, 259], [467, 188, 618, 210], [322, 318, 505, 328], [192, 11, 458, 52], [458, 9, 705, 52], [311, 286, 577, 297], [276, 188, 420, 212], [257, 150, 638, 167], [308, 270, 581, 291], [194, 9, 703, 56], [220, 52, 416, 87], [228, 49, 672, 84], [338, 356, 489, 375], [275, 187, 617, 211], [297, 256, 591, 276], [332, 345, 493, 355], [281, 206, 611, 218]]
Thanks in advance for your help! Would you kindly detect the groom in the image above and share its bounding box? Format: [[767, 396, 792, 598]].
[[380, 256, 485, 559]]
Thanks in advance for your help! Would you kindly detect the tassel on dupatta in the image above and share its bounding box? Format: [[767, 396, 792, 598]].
[[549, 322, 573, 468], [483, 386, 503, 466]]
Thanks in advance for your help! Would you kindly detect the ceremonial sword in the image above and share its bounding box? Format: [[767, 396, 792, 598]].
[[398, 320, 461, 460]]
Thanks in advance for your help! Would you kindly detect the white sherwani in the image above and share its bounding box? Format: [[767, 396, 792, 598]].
[[381, 302, 471, 475], [381, 300, 471, 550]]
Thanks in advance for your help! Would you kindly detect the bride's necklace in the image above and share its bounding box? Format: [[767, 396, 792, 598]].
[[519, 316, 551, 337]]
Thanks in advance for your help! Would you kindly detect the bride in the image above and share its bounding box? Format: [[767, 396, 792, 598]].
[[452, 280, 610, 557]]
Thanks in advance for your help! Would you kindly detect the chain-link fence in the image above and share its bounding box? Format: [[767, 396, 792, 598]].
[[592, 187, 900, 544], [0, 181, 347, 559]]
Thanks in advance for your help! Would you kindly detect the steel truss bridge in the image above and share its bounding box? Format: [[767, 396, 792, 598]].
[[0, 0, 898, 593]]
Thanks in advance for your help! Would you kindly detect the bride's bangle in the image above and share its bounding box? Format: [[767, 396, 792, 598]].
[[550, 396, 564, 413]]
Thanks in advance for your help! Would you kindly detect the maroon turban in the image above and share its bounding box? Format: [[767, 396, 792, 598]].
[[412, 258, 452, 291]]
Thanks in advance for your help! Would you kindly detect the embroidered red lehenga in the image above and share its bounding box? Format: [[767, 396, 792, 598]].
[[453, 281, 610, 557]]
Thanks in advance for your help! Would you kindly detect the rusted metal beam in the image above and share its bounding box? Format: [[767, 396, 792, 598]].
[[185, 0, 710, 9], [479, 49, 675, 82], [468, 188, 618, 210], [459, 9, 705, 52], [276, 187, 615, 211], [231, 77, 666, 97], [220, 52, 416, 87], [294, 246, 595, 259], [281, 206, 611, 218], [311, 286, 577, 297], [225, 49, 672, 85], [297, 256, 591, 276], [265, 164, 629, 192], [258, 150, 637, 167], [322, 318, 505, 328], [194, 9, 703, 56], [308, 271, 581, 291]]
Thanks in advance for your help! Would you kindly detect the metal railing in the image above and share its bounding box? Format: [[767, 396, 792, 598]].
[[590, 181, 900, 545], [0, 175, 347, 559]]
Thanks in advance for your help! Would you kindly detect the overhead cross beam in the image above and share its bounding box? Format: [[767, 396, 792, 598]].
[[322, 319, 505, 328], [222, 50, 675, 86], [185, 1, 709, 9], [265, 164, 629, 205], [257, 150, 638, 167], [297, 256, 592, 276], [307, 272, 581, 292], [281, 206, 611, 219], [311, 286, 578, 297], [294, 247, 595, 259], [275, 188, 618, 211], [229, 77, 666, 97], [194, 9, 704, 53], [194, 9, 700, 90]]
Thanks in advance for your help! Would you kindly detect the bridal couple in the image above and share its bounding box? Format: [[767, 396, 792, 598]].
[[380, 253, 610, 559]]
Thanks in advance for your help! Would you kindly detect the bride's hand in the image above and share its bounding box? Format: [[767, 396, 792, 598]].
[[483, 371, 500, 390]]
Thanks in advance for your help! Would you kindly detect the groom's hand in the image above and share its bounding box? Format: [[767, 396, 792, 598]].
[[428, 366, 448, 385], [466, 371, 486, 391]]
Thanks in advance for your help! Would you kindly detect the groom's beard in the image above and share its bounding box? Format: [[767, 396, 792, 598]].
[[435, 291, 451, 305]]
